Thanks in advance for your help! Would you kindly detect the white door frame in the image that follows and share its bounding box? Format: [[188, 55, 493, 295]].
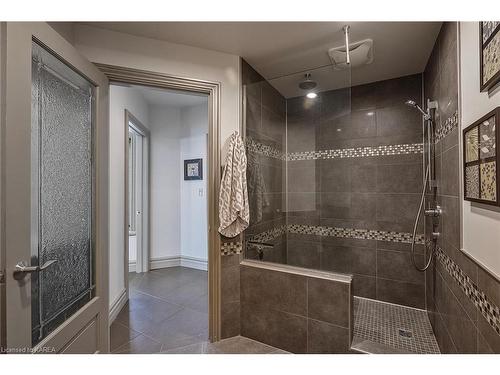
[[124, 109, 150, 280], [1, 22, 109, 353], [96, 63, 222, 342]]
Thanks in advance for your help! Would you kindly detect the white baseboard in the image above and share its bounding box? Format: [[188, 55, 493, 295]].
[[180, 256, 208, 271], [147, 255, 207, 271], [109, 288, 127, 325], [149, 256, 181, 270], [128, 261, 136, 273]]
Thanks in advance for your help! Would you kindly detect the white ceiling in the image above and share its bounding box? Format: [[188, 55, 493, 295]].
[[83, 22, 441, 97], [127, 84, 208, 108]]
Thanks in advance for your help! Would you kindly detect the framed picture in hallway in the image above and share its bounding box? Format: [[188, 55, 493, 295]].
[[480, 21, 500, 92], [184, 158, 203, 180], [463, 107, 499, 206]]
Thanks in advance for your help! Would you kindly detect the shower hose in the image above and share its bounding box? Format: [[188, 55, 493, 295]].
[[411, 164, 435, 272]]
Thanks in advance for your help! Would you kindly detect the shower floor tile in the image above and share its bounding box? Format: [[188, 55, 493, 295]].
[[352, 297, 440, 354]]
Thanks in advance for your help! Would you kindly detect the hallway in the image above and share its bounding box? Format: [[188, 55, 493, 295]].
[[110, 267, 209, 353], [110, 267, 287, 354]]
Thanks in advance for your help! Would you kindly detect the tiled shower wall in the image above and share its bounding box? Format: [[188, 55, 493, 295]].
[[424, 22, 500, 354], [285, 74, 426, 309], [242, 60, 287, 261], [241, 60, 428, 308], [220, 60, 287, 339]]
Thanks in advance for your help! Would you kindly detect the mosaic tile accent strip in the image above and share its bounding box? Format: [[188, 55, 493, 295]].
[[435, 245, 500, 336], [221, 241, 242, 256], [246, 225, 287, 243], [480, 161, 497, 201], [436, 111, 459, 143], [483, 30, 500, 85], [287, 143, 423, 161], [465, 165, 480, 199], [482, 21, 500, 43], [246, 224, 424, 245], [480, 116, 496, 159], [245, 137, 285, 160], [353, 297, 440, 354], [245, 138, 423, 162], [287, 224, 424, 244]]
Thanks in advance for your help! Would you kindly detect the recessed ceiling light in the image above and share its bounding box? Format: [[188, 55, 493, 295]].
[[306, 92, 317, 99], [367, 111, 375, 116]]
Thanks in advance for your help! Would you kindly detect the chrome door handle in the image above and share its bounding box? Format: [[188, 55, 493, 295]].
[[13, 260, 57, 280]]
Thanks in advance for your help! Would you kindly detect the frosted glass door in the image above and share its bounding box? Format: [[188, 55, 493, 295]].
[[31, 41, 95, 345]]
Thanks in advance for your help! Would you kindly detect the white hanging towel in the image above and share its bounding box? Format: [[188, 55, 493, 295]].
[[218, 132, 249, 237]]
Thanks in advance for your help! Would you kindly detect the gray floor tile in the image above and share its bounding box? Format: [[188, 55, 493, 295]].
[[110, 321, 141, 352], [161, 342, 208, 354], [205, 336, 279, 354], [113, 334, 163, 354], [112, 267, 281, 354], [353, 297, 440, 354]]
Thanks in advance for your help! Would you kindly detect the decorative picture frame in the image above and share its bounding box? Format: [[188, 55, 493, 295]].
[[184, 158, 203, 180], [480, 21, 500, 92], [463, 107, 499, 206]]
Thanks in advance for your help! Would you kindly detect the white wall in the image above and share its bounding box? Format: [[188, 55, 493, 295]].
[[73, 25, 240, 307], [108, 85, 149, 308], [459, 22, 500, 278], [73, 24, 240, 148], [180, 105, 209, 262], [149, 105, 183, 260]]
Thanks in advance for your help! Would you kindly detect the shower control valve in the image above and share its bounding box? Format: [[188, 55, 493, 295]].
[[424, 205, 442, 217]]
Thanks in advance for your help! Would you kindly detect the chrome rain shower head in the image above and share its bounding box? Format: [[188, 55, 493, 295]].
[[405, 99, 431, 121], [299, 73, 317, 90]]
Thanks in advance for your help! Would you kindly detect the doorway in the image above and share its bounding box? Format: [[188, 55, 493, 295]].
[[108, 81, 212, 353], [127, 112, 149, 275]]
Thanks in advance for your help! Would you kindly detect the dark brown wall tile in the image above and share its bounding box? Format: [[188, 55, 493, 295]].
[[435, 271, 477, 353], [221, 301, 240, 339], [221, 264, 240, 303], [376, 278, 425, 308], [307, 278, 350, 327], [321, 244, 376, 276], [376, 249, 425, 285], [440, 195, 460, 250], [240, 265, 307, 316], [241, 304, 307, 353], [352, 274, 376, 299], [351, 164, 377, 193], [440, 145, 459, 197], [376, 163, 423, 194], [287, 239, 321, 269], [307, 319, 350, 353]]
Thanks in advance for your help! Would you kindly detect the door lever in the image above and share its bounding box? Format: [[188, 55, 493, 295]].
[[13, 260, 58, 280]]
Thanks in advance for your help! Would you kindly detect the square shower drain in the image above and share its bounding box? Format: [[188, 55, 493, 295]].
[[398, 329, 413, 338]]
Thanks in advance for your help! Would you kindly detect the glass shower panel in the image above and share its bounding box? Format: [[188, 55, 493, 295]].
[[242, 49, 352, 269], [31, 41, 95, 345], [280, 64, 352, 272]]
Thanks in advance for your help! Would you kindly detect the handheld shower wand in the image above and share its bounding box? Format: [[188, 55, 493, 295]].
[[405, 98, 440, 272]]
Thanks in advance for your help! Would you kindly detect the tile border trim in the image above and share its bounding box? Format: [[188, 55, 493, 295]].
[[245, 138, 423, 162], [287, 143, 424, 161], [245, 224, 424, 246], [435, 244, 500, 336], [435, 111, 459, 142], [220, 241, 243, 256]]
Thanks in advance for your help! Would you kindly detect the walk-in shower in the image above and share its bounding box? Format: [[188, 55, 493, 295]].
[[240, 23, 443, 354]]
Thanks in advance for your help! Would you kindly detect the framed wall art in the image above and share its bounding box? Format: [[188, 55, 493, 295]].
[[463, 107, 499, 206], [184, 158, 203, 180], [480, 21, 500, 92]]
